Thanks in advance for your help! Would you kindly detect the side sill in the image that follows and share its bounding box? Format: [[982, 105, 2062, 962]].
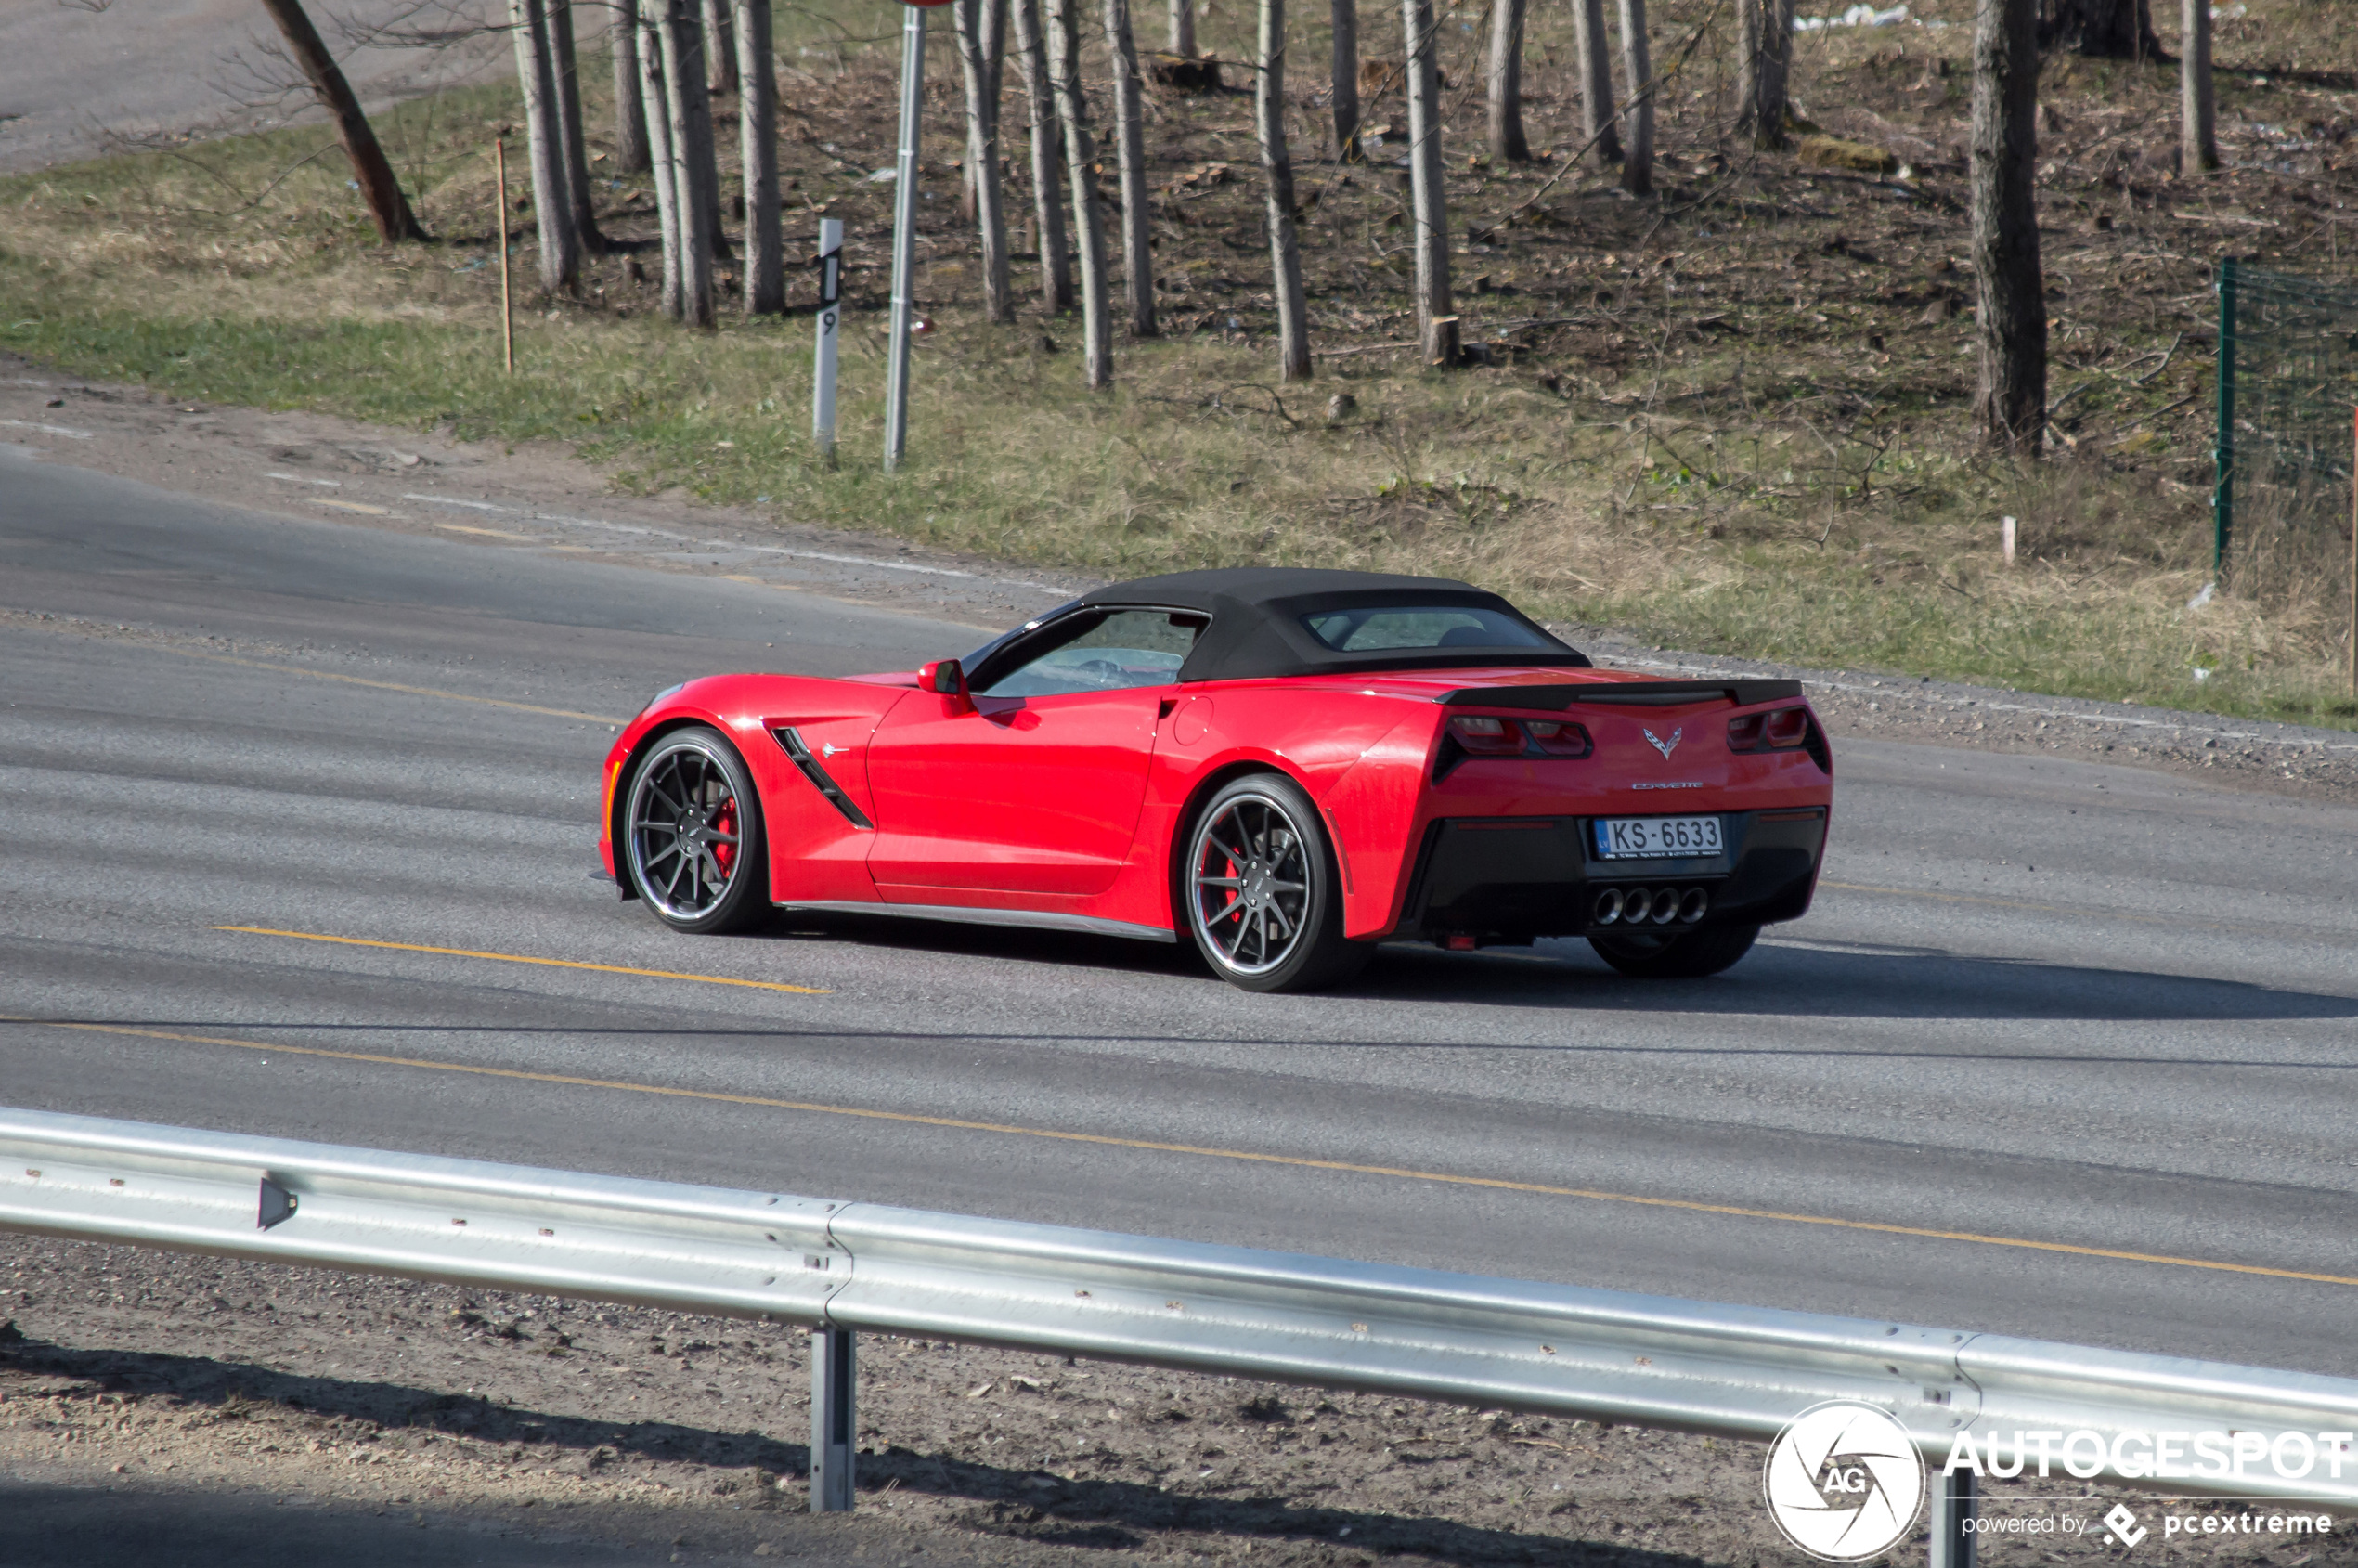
[[773, 900, 1179, 944]]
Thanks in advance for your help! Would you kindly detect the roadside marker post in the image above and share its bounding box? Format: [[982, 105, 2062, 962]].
[[883, 0, 952, 473], [494, 138, 514, 375], [2350, 407, 2356, 698], [813, 217, 843, 462]]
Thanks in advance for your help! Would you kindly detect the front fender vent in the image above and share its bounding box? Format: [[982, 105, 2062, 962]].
[[772, 728, 875, 828]]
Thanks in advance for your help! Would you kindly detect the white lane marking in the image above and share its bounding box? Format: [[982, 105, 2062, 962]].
[[3, 378, 54, 387], [266, 472, 342, 487], [0, 419, 92, 439], [313, 498, 393, 515]]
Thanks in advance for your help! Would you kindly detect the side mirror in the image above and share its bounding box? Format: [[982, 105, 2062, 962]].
[[918, 658, 972, 710]]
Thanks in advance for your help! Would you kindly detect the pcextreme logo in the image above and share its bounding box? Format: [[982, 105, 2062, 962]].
[[1762, 1401, 1928, 1561]]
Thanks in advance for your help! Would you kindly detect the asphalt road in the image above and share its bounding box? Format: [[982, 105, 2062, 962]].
[[5, 441, 2357, 1381]]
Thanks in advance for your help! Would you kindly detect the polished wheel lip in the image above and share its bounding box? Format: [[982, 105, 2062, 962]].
[[626, 736, 745, 922], [1188, 790, 1313, 977]]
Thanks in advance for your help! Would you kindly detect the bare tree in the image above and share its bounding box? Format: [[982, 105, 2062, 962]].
[[1617, 0, 1652, 194], [1402, 0, 1455, 365], [635, 0, 685, 318], [1103, 0, 1158, 336], [1572, 0, 1623, 165], [657, 0, 719, 325], [1971, 0, 2045, 452], [1258, 0, 1312, 379], [550, 0, 606, 252], [736, 0, 782, 313], [1485, 0, 1529, 162], [1170, 0, 1196, 53], [1046, 0, 1113, 385], [2179, 0, 2216, 172], [1013, 0, 1074, 312], [1736, 0, 1793, 149], [2039, 0, 2161, 56], [955, 0, 1017, 324], [703, 0, 738, 94], [255, 0, 426, 242], [612, 6, 651, 173], [1329, 0, 1361, 159], [511, 0, 581, 291]]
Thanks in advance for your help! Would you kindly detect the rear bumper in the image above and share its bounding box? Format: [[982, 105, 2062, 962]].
[[1393, 808, 1827, 943]]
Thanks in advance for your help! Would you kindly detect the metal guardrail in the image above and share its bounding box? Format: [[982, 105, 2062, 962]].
[[4, 1106, 2357, 1538]]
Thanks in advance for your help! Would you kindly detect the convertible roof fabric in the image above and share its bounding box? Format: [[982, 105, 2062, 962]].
[[1078, 567, 1592, 682]]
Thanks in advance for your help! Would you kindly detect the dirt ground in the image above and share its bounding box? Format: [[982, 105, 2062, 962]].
[[6, 1237, 2346, 1568]]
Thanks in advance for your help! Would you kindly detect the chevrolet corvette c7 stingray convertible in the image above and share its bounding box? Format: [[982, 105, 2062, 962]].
[[599, 568, 1833, 991]]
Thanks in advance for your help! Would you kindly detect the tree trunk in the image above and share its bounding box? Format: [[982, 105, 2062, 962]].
[[2179, 0, 2216, 172], [1617, 0, 1652, 195], [636, 0, 684, 318], [703, 0, 739, 94], [255, 0, 426, 242], [1259, 0, 1312, 380], [1485, 0, 1528, 162], [1329, 0, 1361, 159], [1046, 0, 1112, 385], [550, 0, 606, 253], [1572, 0, 1623, 165], [955, 0, 1017, 324], [1737, 0, 1794, 149], [2039, 0, 2162, 57], [1971, 0, 2045, 453], [1013, 0, 1074, 313], [657, 0, 719, 326], [1170, 0, 1196, 53], [1401, 0, 1455, 366], [736, 0, 783, 313], [612, 7, 651, 174], [1103, 0, 1158, 337], [511, 0, 580, 292]]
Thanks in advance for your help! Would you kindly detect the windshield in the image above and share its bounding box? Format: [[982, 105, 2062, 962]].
[[1300, 605, 1560, 653]]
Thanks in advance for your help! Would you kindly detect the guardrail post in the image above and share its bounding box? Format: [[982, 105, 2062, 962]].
[[810, 1327, 856, 1512], [1928, 1464, 1976, 1568]]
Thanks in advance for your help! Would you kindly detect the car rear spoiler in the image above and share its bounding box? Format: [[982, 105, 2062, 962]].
[[1438, 678, 1806, 709]]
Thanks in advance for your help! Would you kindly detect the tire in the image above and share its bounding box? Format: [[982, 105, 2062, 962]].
[[1179, 773, 1369, 994], [622, 726, 771, 935], [1588, 923, 1760, 979]]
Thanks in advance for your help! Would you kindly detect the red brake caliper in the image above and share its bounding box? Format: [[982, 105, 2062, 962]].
[[711, 798, 738, 877]]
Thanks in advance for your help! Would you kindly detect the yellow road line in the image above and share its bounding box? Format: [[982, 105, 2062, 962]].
[[214, 926, 829, 996], [7, 1013, 2352, 1291], [149, 641, 624, 725]]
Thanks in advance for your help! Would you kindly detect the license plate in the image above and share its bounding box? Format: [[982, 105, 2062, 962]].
[[1593, 814, 1723, 859]]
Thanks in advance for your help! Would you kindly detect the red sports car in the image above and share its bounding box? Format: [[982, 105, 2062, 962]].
[[599, 568, 1832, 992]]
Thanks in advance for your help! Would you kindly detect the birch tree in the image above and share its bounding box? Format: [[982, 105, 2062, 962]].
[[1170, 0, 1196, 52], [550, 0, 605, 252], [1258, 0, 1311, 379], [256, 0, 427, 242], [1104, 0, 1159, 337], [1617, 0, 1652, 195], [1046, 0, 1113, 385], [635, 0, 684, 318], [1013, 0, 1074, 312], [657, 0, 719, 325], [955, 0, 1017, 324], [1971, 0, 2045, 451], [1485, 0, 1529, 162], [612, 6, 651, 173], [1402, 0, 1455, 366], [2179, 0, 2217, 173], [511, 0, 580, 291], [703, 0, 738, 94], [1572, 0, 1623, 165], [1737, 0, 1793, 149], [735, 0, 783, 313], [1329, 0, 1362, 158]]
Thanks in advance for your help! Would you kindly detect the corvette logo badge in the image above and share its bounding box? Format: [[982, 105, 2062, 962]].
[[1643, 726, 1683, 761]]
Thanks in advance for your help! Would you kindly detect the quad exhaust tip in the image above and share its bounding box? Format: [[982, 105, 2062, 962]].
[[1591, 887, 1711, 927]]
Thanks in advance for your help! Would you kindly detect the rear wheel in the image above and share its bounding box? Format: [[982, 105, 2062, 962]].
[[1588, 924, 1760, 979], [624, 727, 770, 934], [1182, 774, 1367, 994]]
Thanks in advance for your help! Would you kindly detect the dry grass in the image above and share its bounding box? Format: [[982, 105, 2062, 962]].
[[2, 0, 2354, 724]]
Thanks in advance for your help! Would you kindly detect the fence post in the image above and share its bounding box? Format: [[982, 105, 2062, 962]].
[[810, 1327, 856, 1512], [1928, 1464, 1977, 1568], [2214, 256, 2238, 575]]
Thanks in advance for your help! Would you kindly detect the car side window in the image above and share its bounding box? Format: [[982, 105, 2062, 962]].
[[977, 609, 1206, 698]]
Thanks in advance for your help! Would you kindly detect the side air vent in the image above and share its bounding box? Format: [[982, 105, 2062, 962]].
[[771, 728, 875, 828]]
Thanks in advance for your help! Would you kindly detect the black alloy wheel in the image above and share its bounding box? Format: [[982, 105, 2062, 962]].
[[1182, 773, 1368, 993], [624, 727, 771, 934]]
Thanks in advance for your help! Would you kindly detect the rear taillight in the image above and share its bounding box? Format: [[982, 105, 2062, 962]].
[[1729, 705, 1814, 753], [1522, 719, 1592, 758], [1449, 715, 1524, 755], [1445, 714, 1593, 761]]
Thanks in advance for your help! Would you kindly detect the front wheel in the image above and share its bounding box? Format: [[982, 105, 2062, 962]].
[[1589, 924, 1760, 979], [1181, 774, 1368, 994], [623, 726, 771, 934]]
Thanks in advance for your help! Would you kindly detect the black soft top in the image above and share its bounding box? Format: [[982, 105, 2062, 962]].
[[1077, 567, 1591, 682]]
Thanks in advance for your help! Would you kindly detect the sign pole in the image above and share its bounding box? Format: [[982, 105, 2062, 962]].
[[882, 2, 926, 473], [813, 217, 843, 465]]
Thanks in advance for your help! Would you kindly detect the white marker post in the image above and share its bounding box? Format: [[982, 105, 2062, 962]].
[[812, 216, 843, 463], [883, 0, 949, 472]]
